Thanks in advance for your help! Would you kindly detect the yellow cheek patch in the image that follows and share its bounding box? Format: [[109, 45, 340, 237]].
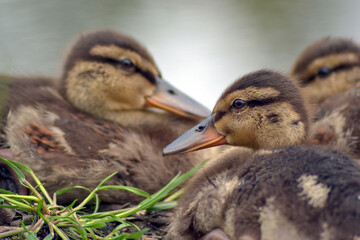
[[89, 45, 160, 76], [304, 53, 359, 79], [251, 87, 281, 99], [213, 87, 280, 113]]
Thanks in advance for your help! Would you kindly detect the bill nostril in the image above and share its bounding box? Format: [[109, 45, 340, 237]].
[[168, 89, 176, 95], [196, 125, 205, 132]]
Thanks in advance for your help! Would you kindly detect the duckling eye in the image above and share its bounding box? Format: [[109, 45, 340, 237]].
[[232, 99, 246, 109], [317, 67, 332, 78], [119, 58, 136, 71]]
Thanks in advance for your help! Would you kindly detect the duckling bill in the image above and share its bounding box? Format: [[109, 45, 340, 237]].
[[163, 115, 227, 155], [146, 77, 210, 119]]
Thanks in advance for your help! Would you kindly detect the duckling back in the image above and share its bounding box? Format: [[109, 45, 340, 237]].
[[166, 145, 360, 240]]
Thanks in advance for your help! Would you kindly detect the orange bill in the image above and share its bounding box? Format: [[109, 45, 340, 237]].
[[163, 114, 227, 155], [145, 77, 210, 120]]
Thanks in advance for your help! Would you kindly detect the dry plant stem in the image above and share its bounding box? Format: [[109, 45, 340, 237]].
[[23, 179, 50, 215], [33, 218, 45, 234], [28, 171, 53, 205], [48, 222, 55, 237], [0, 219, 44, 238], [50, 222, 69, 240], [0, 227, 27, 238], [52, 193, 58, 207], [163, 188, 184, 202]]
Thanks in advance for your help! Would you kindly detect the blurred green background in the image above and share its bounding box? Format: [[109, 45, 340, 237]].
[[1, 0, 360, 108]]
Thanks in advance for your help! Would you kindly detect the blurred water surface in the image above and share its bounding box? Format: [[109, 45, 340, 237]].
[[1, 0, 360, 108]]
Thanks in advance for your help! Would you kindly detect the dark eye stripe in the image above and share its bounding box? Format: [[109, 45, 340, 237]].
[[89, 56, 157, 84], [214, 111, 226, 122], [138, 70, 157, 84], [214, 98, 277, 122], [91, 56, 119, 65], [303, 63, 358, 85], [247, 98, 277, 107]]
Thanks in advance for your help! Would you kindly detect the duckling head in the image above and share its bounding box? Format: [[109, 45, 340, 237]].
[[60, 29, 210, 121], [291, 37, 360, 104], [163, 70, 309, 154]]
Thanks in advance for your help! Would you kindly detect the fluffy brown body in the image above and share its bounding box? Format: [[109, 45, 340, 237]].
[[0, 30, 214, 204], [164, 70, 360, 240], [291, 37, 360, 160], [167, 146, 360, 240]]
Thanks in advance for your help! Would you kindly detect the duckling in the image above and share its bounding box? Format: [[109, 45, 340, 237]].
[[290, 37, 360, 105], [0, 29, 213, 204], [291, 37, 360, 161], [163, 70, 360, 240]]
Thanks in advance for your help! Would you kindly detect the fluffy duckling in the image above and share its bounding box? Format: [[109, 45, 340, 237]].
[[0, 29, 213, 204], [163, 70, 360, 240], [291, 37, 360, 105], [291, 37, 360, 160]]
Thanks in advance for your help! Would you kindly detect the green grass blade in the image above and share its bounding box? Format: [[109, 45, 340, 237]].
[[0, 188, 16, 194], [119, 159, 208, 217], [0, 195, 35, 211], [147, 201, 177, 211], [43, 233, 54, 240], [27, 232, 40, 240], [0, 204, 21, 209], [36, 199, 49, 223], [0, 157, 26, 182], [49, 216, 80, 226], [0, 193, 39, 202], [95, 172, 118, 188], [93, 193, 100, 213], [0, 157, 32, 173], [85, 227, 97, 240], [73, 226, 87, 240], [83, 221, 106, 228], [116, 228, 149, 240], [85, 159, 208, 230], [56, 186, 91, 195], [96, 185, 151, 198], [51, 223, 70, 240]]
